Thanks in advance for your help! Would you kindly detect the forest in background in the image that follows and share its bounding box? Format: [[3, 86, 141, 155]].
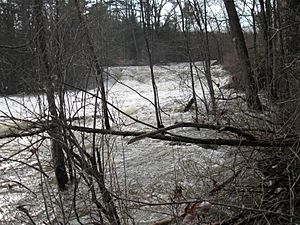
[[2, 0, 236, 95], [0, 0, 300, 224]]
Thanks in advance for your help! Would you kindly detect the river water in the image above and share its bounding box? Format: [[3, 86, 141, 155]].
[[0, 62, 233, 224]]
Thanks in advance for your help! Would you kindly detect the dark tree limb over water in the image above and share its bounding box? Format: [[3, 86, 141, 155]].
[[1, 121, 296, 148], [70, 124, 297, 147]]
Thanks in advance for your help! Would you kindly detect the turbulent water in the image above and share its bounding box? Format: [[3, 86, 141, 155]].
[[0, 62, 233, 224]]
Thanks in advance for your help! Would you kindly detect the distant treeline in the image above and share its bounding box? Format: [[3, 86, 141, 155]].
[[0, 1, 234, 95]]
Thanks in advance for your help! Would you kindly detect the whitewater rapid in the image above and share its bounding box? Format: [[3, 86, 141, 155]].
[[0, 62, 232, 224]]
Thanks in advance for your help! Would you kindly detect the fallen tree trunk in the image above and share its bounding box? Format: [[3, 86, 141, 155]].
[[69, 125, 295, 147], [0, 121, 297, 148]]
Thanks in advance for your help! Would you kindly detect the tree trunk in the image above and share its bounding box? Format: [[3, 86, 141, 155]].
[[223, 0, 262, 111], [258, 0, 277, 98], [176, 0, 200, 122], [203, 0, 216, 113], [33, 0, 68, 190], [73, 1, 120, 224], [74, 0, 110, 130], [139, 0, 164, 128]]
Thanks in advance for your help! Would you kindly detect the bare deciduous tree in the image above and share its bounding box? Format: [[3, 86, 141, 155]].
[[33, 0, 68, 190], [223, 0, 262, 111], [139, 0, 164, 128]]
